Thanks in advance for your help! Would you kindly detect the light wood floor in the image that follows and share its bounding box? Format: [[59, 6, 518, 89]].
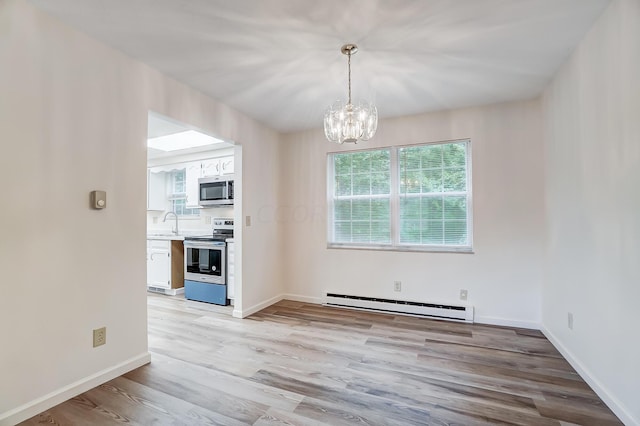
[[21, 294, 622, 425]]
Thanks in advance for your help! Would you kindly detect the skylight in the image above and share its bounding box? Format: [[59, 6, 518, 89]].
[[147, 130, 225, 151]]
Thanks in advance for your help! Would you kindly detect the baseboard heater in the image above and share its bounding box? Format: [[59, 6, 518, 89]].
[[325, 293, 474, 323]]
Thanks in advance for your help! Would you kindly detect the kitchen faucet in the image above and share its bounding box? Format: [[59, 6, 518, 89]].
[[162, 211, 179, 235]]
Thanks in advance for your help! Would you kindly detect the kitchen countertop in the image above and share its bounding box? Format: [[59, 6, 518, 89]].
[[147, 232, 234, 242], [147, 234, 185, 241], [148, 229, 216, 241]]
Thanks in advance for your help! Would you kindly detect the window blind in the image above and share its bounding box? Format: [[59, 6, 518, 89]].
[[399, 142, 469, 246], [332, 150, 391, 244], [328, 140, 471, 251]]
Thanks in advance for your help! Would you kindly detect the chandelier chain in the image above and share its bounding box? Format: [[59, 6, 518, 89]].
[[347, 51, 352, 105]]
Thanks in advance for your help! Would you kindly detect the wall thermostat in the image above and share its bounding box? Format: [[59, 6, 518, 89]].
[[90, 190, 107, 209]]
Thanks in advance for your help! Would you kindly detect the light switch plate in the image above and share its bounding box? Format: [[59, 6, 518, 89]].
[[90, 190, 107, 209]]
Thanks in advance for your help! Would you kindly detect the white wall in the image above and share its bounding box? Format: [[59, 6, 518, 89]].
[[0, 1, 283, 423], [541, 0, 640, 424], [281, 99, 545, 328]]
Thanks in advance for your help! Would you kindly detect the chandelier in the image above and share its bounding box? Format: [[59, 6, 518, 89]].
[[324, 44, 378, 144]]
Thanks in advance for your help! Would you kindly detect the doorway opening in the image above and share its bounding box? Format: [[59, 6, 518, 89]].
[[145, 111, 240, 316]]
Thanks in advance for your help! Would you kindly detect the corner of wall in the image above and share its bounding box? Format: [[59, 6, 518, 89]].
[[541, 325, 638, 426], [0, 353, 151, 426]]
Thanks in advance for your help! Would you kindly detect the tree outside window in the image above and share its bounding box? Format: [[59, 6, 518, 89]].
[[328, 139, 471, 252]]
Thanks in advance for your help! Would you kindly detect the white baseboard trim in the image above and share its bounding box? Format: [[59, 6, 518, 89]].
[[0, 352, 151, 426], [231, 293, 321, 318], [541, 326, 637, 426], [281, 293, 323, 305], [474, 315, 540, 330], [234, 294, 284, 318]]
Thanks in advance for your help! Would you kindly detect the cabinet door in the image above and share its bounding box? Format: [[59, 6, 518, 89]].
[[220, 156, 234, 175], [201, 158, 221, 177], [185, 161, 202, 208], [147, 241, 171, 288], [147, 169, 166, 211]]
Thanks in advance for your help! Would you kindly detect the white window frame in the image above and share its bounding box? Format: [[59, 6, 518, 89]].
[[327, 139, 473, 253], [327, 148, 393, 247], [169, 169, 200, 218]]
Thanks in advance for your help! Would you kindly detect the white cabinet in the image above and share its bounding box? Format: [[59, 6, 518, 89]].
[[147, 240, 171, 288], [202, 156, 234, 177], [202, 158, 221, 177], [185, 161, 202, 208], [147, 169, 166, 211], [227, 241, 235, 300], [147, 239, 185, 295], [220, 156, 234, 175]]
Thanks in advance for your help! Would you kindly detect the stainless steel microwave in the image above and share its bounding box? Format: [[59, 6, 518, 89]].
[[198, 175, 234, 206]]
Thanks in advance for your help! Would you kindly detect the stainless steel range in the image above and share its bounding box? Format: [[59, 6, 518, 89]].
[[183, 218, 233, 305]]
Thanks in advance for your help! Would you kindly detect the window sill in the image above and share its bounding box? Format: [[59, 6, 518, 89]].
[[327, 243, 474, 254]]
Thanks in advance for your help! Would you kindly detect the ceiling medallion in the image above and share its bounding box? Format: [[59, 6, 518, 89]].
[[324, 44, 378, 144]]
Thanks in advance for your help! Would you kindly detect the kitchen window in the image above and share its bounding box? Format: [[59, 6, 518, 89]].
[[327, 139, 472, 252], [170, 170, 199, 217]]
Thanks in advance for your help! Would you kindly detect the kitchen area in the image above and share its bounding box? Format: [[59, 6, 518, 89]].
[[146, 112, 238, 307]]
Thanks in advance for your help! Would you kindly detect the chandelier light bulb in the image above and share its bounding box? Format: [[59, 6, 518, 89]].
[[324, 44, 378, 144]]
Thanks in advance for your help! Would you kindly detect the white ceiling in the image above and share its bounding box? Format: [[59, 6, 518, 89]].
[[147, 112, 233, 160], [29, 0, 609, 133]]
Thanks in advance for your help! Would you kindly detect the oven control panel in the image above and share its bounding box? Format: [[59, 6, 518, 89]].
[[213, 217, 234, 230]]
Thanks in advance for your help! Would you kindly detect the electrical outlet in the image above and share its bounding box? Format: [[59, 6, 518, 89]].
[[460, 289, 468, 301], [205, 216, 212, 225], [394, 281, 402, 292], [93, 327, 106, 347], [568, 312, 573, 330], [152, 217, 158, 224]]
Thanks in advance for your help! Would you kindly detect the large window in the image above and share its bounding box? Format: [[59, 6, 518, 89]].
[[169, 170, 199, 217], [332, 149, 392, 244], [328, 139, 471, 252]]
